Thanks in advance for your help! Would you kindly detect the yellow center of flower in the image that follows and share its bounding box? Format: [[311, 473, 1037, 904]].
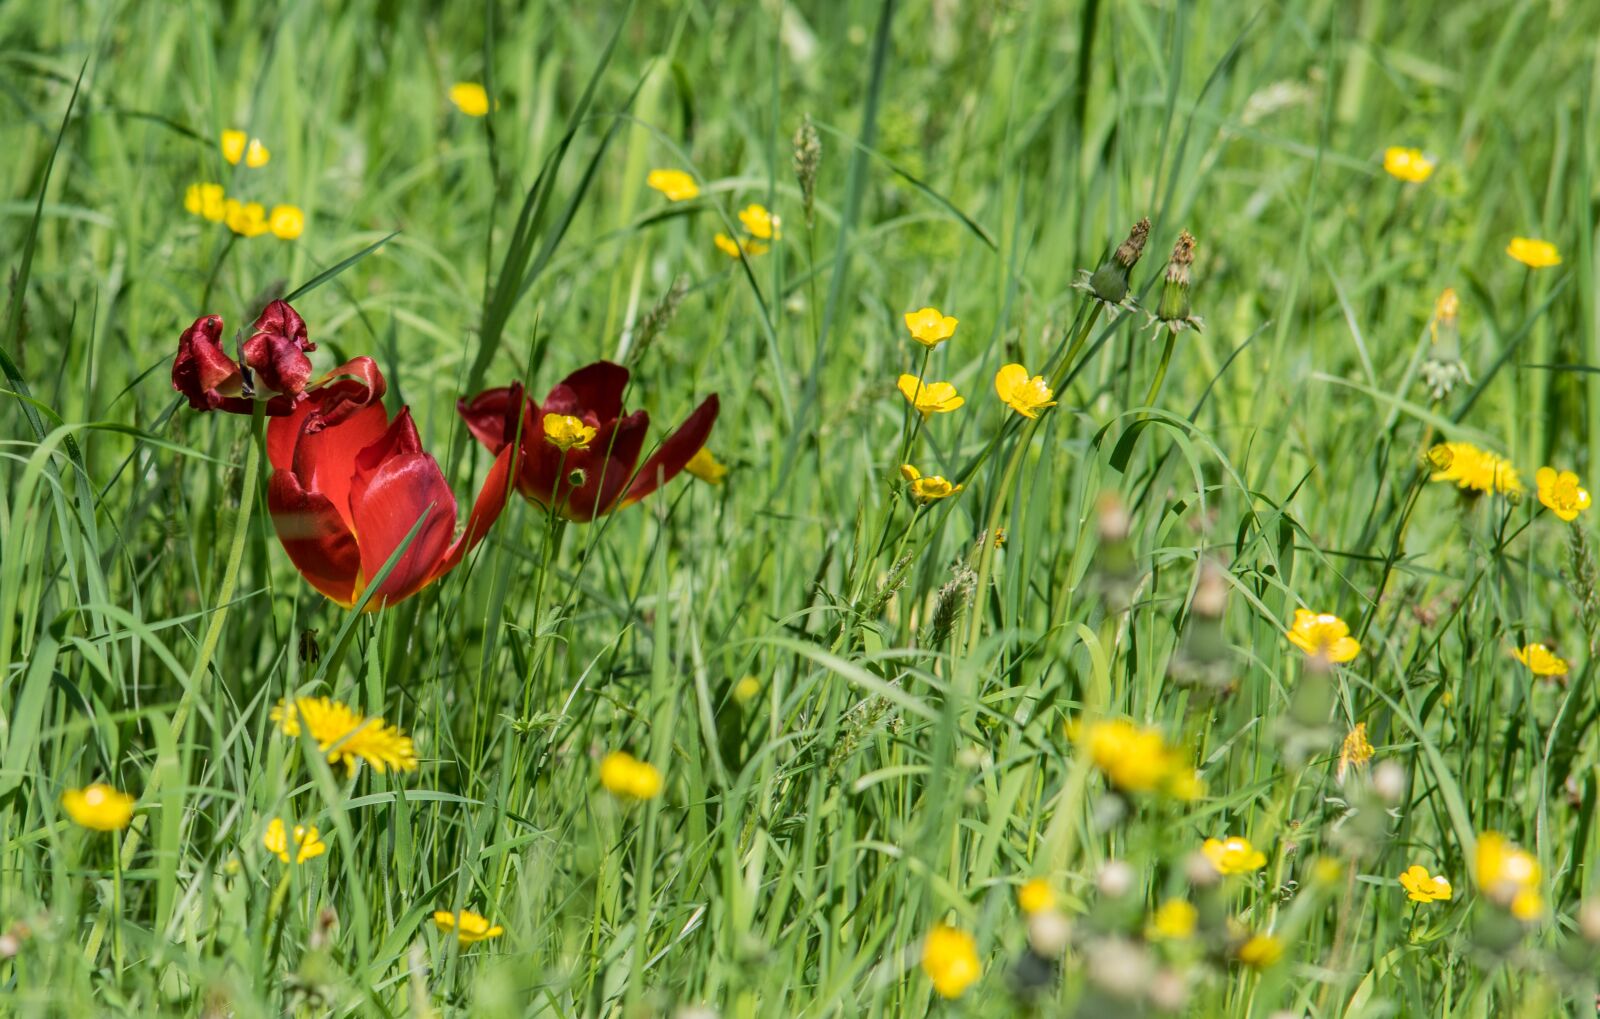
[[543, 413, 597, 452]]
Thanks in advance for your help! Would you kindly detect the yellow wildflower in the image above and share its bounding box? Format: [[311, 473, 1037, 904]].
[[1202, 836, 1267, 876], [1397, 864, 1452, 903], [1287, 608, 1361, 663], [448, 82, 491, 117], [1506, 237, 1561, 269], [1016, 879, 1055, 915], [1474, 831, 1541, 915], [1337, 723, 1374, 782], [262, 818, 328, 864], [993, 363, 1057, 419], [269, 205, 305, 241], [1146, 899, 1197, 941], [1382, 147, 1434, 183], [1513, 642, 1568, 679], [221, 130, 270, 168], [271, 696, 419, 775], [543, 413, 597, 452], [224, 199, 270, 238], [684, 447, 728, 484], [646, 168, 700, 202], [737, 203, 780, 241], [904, 307, 958, 348], [897, 375, 964, 417], [1076, 718, 1172, 794], [732, 676, 761, 704], [185, 183, 227, 222], [1236, 933, 1283, 968], [899, 464, 962, 502], [599, 751, 663, 800], [60, 784, 135, 832], [1510, 887, 1544, 922], [921, 924, 980, 999], [1427, 442, 1523, 497], [1535, 467, 1590, 521], [433, 909, 504, 944], [713, 232, 767, 258]]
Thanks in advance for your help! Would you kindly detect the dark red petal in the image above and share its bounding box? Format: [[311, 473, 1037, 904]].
[[267, 469, 363, 606], [172, 315, 243, 411], [241, 300, 316, 396], [311, 357, 387, 427], [550, 361, 629, 421], [347, 409, 457, 606], [562, 411, 648, 520], [433, 441, 519, 579], [457, 383, 527, 454], [621, 394, 719, 507]]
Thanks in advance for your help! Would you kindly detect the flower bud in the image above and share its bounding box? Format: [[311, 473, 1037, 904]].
[[1082, 217, 1150, 306], [1152, 231, 1202, 332], [568, 468, 587, 488]]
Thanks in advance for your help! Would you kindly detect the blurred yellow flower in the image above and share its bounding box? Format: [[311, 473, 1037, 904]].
[[263, 818, 327, 864], [921, 924, 980, 999], [449, 82, 491, 117], [738, 203, 780, 241], [184, 183, 227, 222], [1427, 442, 1523, 497], [904, 307, 958, 348], [714, 232, 767, 258], [1398, 864, 1452, 903], [1076, 718, 1173, 794], [1336, 723, 1374, 782], [543, 413, 596, 452], [1474, 831, 1541, 917], [269, 204, 305, 241], [897, 375, 964, 417], [1535, 467, 1590, 521], [1016, 878, 1054, 915], [1202, 836, 1266, 876], [1236, 933, 1282, 968], [1286, 609, 1361, 663], [221, 130, 270, 168], [224, 199, 270, 238], [61, 784, 135, 831], [993, 363, 1057, 419], [732, 676, 761, 704], [646, 168, 700, 202], [271, 696, 419, 775], [1513, 642, 1568, 678], [599, 751, 663, 800], [900, 464, 962, 502], [684, 447, 728, 484], [1382, 146, 1434, 183], [433, 909, 504, 944], [1146, 899, 1197, 940], [1506, 237, 1561, 269]]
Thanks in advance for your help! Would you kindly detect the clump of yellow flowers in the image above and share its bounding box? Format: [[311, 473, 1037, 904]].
[[920, 923, 981, 998], [1073, 718, 1204, 800], [262, 818, 327, 864], [1474, 832, 1542, 921], [599, 751, 664, 800]]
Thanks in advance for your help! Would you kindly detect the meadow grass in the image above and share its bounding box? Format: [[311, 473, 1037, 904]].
[[3, 0, 1600, 1015]]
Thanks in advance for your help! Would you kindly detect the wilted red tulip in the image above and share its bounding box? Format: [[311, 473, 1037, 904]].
[[172, 300, 315, 413], [458, 362, 717, 522]]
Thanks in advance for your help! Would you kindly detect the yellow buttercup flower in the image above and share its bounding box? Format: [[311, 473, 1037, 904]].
[[269, 205, 305, 241], [271, 696, 419, 775], [224, 199, 270, 238], [1426, 442, 1523, 497], [1075, 718, 1174, 794], [920, 924, 980, 999], [732, 676, 761, 704], [684, 447, 728, 484], [904, 307, 958, 348], [1474, 831, 1540, 914], [599, 751, 663, 800], [1506, 237, 1561, 269], [1016, 878, 1054, 915], [899, 464, 962, 502], [1510, 887, 1544, 922], [1512, 643, 1568, 679], [262, 818, 328, 864], [1286, 609, 1361, 663], [448, 82, 491, 117], [1397, 864, 1452, 903], [185, 183, 227, 223], [1146, 899, 1197, 941], [221, 130, 270, 168], [1382, 146, 1434, 183], [61, 784, 135, 832], [897, 375, 964, 417], [1535, 467, 1590, 522], [646, 168, 700, 202], [737, 203, 780, 241], [1202, 835, 1267, 876], [433, 909, 504, 944], [1336, 723, 1374, 782], [543, 413, 597, 452], [993, 363, 1057, 419], [713, 232, 767, 258], [1236, 933, 1283, 968]]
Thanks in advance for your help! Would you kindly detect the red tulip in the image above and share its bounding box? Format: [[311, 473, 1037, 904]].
[[458, 362, 718, 522], [266, 361, 518, 608], [172, 300, 315, 413]]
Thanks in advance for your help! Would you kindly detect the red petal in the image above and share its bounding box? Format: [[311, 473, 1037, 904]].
[[172, 315, 243, 410], [457, 383, 527, 453], [241, 300, 316, 396], [267, 469, 363, 606], [433, 441, 519, 579], [621, 395, 719, 506], [347, 409, 457, 605], [556, 411, 648, 521], [549, 361, 629, 421], [311, 357, 387, 427]]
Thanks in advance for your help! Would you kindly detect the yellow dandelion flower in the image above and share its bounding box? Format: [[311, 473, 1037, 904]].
[[1382, 147, 1434, 183], [646, 169, 700, 202], [433, 909, 504, 944], [1146, 899, 1197, 941], [269, 205, 305, 241], [904, 307, 958, 348], [1337, 722, 1374, 782], [897, 375, 964, 417], [61, 784, 135, 832], [1397, 864, 1452, 903], [262, 818, 328, 864], [684, 447, 728, 484], [543, 413, 596, 452], [732, 675, 761, 704], [271, 696, 419, 776], [737, 203, 780, 241], [921, 924, 981, 999], [1202, 836, 1267, 876], [1016, 878, 1055, 915], [1535, 467, 1590, 522], [448, 82, 491, 117], [1506, 237, 1561, 269], [1427, 442, 1523, 497], [1286, 609, 1361, 663], [1513, 642, 1568, 679], [599, 751, 663, 800], [899, 464, 962, 502], [993, 363, 1057, 419], [1236, 933, 1283, 968]]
